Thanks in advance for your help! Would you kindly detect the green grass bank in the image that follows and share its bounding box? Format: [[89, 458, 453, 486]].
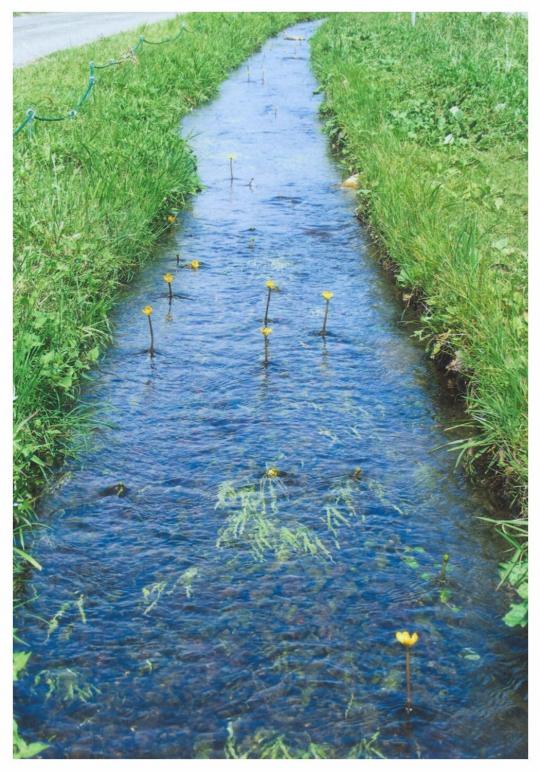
[[13, 12, 313, 575], [311, 13, 528, 623]]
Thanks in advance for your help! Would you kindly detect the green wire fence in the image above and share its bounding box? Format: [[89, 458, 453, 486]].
[[13, 24, 187, 138]]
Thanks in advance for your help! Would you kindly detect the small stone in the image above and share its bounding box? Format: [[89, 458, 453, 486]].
[[342, 174, 360, 189]]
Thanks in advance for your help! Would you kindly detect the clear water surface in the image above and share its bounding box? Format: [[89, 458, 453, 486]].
[[15, 21, 527, 759]]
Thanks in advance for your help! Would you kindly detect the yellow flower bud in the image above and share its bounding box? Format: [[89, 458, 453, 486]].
[[266, 467, 279, 478], [163, 273, 174, 284], [142, 305, 153, 316], [167, 214, 176, 224], [322, 291, 334, 301], [260, 326, 272, 336], [266, 280, 278, 290], [190, 259, 200, 270], [395, 631, 419, 647]]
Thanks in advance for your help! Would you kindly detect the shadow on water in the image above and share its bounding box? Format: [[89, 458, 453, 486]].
[[15, 21, 527, 759]]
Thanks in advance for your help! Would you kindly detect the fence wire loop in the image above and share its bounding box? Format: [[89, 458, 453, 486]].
[[14, 22, 184, 138]]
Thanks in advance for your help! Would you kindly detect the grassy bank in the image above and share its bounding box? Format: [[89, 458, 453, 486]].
[[311, 13, 527, 622], [13, 12, 314, 577]]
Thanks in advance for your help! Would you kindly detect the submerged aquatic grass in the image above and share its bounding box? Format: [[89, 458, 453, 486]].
[[323, 476, 364, 547], [224, 721, 385, 759], [216, 474, 331, 562], [141, 566, 200, 615]]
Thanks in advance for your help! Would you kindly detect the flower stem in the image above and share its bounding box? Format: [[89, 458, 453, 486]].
[[405, 648, 412, 712], [168, 283, 173, 302], [321, 299, 330, 336], [439, 553, 449, 583], [147, 315, 155, 357], [264, 287, 272, 326]]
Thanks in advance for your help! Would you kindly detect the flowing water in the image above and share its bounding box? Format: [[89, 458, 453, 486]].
[[15, 22, 527, 759]]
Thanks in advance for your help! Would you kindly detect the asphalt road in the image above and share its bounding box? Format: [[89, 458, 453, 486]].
[[13, 12, 179, 68]]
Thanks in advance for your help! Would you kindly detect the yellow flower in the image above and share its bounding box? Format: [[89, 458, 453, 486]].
[[167, 214, 176, 224], [142, 305, 153, 316], [322, 291, 334, 301], [266, 280, 278, 291], [266, 467, 279, 478], [190, 260, 200, 270], [395, 631, 419, 647], [228, 153, 236, 160], [260, 326, 272, 336], [163, 273, 174, 284]]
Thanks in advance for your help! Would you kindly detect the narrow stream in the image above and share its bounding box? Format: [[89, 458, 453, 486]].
[[15, 22, 527, 759]]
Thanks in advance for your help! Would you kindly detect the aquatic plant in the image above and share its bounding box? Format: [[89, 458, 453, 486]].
[[228, 153, 236, 181], [366, 478, 406, 516], [439, 553, 450, 583], [190, 259, 200, 270], [142, 305, 155, 357], [323, 477, 364, 547], [34, 667, 100, 703], [13, 720, 48, 760], [480, 514, 528, 627], [224, 721, 384, 759], [263, 280, 278, 325], [46, 594, 86, 640], [163, 272, 174, 302], [498, 550, 528, 628], [142, 580, 167, 616], [215, 474, 331, 563], [13, 653, 49, 758], [395, 630, 419, 712], [177, 566, 198, 598], [320, 290, 333, 336], [141, 566, 200, 614], [260, 326, 272, 365]]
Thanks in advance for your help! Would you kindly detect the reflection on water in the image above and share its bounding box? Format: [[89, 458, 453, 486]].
[[14, 21, 526, 759]]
